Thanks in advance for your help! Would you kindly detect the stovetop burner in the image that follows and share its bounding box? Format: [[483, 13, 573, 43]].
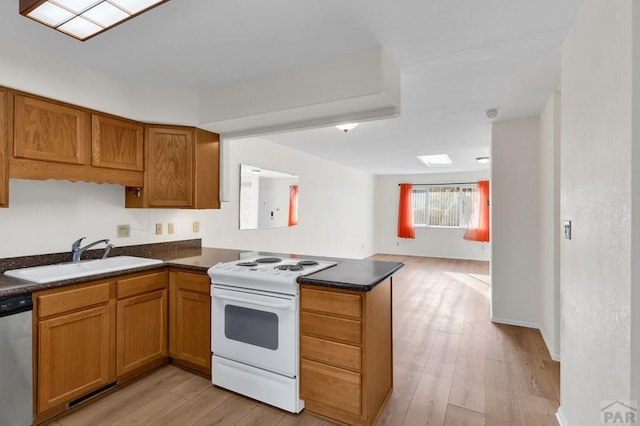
[[297, 260, 319, 267], [237, 261, 259, 267], [276, 264, 304, 272], [255, 257, 282, 264]]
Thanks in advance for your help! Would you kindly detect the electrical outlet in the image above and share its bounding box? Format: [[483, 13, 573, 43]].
[[117, 225, 130, 238], [168, 223, 175, 234], [155, 223, 163, 235], [193, 221, 200, 233]]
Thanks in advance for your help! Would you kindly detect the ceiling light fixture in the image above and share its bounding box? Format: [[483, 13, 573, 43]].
[[485, 108, 498, 119], [335, 123, 359, 133], [19, 0, 169, 41], [417, 154, 452, 167], [476, 156, 490, 164]]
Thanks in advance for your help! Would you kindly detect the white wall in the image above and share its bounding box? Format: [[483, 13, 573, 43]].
[[0, 38, 376, 261], [490, 117, 540, 327], [632, 0, 640, 405], [538, 91, 562, 361], [0, 179, 203, 258], [373, 172, 490, 261], [0, 141, 375, 260], [200, 137, 375, 259], [560, 1, 634, 424], [0, 37, 198, 125], [0, 37, 206, 259]]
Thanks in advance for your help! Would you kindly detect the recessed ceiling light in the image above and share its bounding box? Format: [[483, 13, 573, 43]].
[[20, 0, 169, 41], [476, 156, 490, 164], [418, 154, 452, 167], [335, 123, 359, 133]]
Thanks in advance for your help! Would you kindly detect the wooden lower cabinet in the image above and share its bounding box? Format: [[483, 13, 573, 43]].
[[300, 280, 393, 426], [168, 269, 211, 375], [34, 270, 169, 423], [35, 282, 116, 416], [116, 271, 168, 378]]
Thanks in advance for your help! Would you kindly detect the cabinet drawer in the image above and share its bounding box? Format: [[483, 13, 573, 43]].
[[301, 335, 361, 371], [300, 359, 361, 416], [38, 282, 111, 318], [301, 287, 361, 318], [170, 270, 210, 293], [117, 271, 167, 299], [301, 312, 361, 344]]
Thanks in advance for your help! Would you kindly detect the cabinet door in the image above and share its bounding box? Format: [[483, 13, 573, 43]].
[[146, 126, 193, 207], [169, 271, 211, 374], [301, 359, 362, 416], [38, 303, 115, 413], [116, 289, 168, 377], [194, 128, 221, 209], [92, 114, 144, 171], [14, 94, 87, 165], [0, 90, 9, 207]]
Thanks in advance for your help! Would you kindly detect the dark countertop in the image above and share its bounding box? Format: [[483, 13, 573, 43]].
[[0, 240, 404, 298], [297, 259, 404, 291]]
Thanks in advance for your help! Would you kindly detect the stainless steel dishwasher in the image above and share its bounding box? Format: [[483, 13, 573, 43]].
[[0, 294, 33, 426]]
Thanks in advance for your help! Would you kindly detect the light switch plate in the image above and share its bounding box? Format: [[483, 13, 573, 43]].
[[564, 220, 572, 240], [156, 223, 163, 235], [168, 223, 174, 234], [193, 221, 200, 233]]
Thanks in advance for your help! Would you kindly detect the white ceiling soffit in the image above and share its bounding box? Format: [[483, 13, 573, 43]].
[[198, 47, 400, 139]]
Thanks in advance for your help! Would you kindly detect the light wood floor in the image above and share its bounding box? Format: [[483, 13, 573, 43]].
[[47, 255, 559, 426]]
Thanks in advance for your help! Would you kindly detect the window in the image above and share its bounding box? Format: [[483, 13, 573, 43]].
[[412, 185, 475, 227]]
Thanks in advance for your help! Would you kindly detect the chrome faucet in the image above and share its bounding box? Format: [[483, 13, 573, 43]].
[[102, 243, 115, 260], [71, 237, 111, 262]]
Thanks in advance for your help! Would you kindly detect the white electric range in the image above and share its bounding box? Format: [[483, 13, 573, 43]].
[[208, 256, 337, 413]]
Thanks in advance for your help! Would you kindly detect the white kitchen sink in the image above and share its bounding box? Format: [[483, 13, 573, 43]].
[[4, 256, 164, 284]]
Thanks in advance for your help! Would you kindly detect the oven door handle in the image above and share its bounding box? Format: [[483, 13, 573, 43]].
[[212, 289, 296, 310]]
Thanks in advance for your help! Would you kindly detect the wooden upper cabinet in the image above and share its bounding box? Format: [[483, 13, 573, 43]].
[[14, 94, 88, 165], [0, 90, 10, 208], [146, 126, 194, 208], [92, 114, 144, 172], [2, 87, 219, 205], [126, 126, 220, 209], [194, 128, 221, 209]]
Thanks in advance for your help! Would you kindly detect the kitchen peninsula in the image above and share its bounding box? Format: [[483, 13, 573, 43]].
[[0, 239, 403, 426]]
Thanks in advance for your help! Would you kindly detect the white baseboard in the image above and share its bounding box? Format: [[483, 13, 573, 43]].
[[539, 327, 561, 362], [556, 406, 569, 426], [491, 316, 541, 329]]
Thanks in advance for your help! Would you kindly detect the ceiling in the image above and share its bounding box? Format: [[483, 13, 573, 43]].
[[0, 0, 587, 175]]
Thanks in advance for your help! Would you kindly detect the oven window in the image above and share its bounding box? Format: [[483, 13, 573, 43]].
[[224, 305, 279, 350]]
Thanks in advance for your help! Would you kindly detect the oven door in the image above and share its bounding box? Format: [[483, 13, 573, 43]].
[[211, 285, 297, 377]]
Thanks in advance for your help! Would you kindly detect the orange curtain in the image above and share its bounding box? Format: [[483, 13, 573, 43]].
[[464, 180, 490, 242], [397, 183, 415, 239], [288, 185, 299, 226]]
